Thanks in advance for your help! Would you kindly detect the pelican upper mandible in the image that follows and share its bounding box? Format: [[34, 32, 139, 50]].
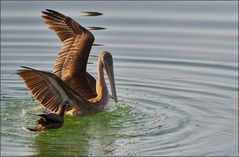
[[17, 9, 117, 116]]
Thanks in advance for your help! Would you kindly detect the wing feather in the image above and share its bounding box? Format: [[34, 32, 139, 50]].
[[41, 9, 96, 99], [42, 9, 94, 78], [52, 38, 75, 77], [16, 66, 92, 113]]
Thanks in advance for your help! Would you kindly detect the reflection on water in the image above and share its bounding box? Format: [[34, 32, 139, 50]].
[[87, 26, 106, 30], [1, 1, 238, 156], [83, 11, 103, 17], [33, 103, 163, 156], [34, 111, 118, 156], [92, 43, 104, 47]]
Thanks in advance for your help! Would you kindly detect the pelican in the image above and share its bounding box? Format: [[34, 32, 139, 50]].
[[17, 9, 117, 116]]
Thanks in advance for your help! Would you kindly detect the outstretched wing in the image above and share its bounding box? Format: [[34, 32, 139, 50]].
[[42, 9, 94, 77], [16, 66, 93, 113], [42, 9, 96, 98]]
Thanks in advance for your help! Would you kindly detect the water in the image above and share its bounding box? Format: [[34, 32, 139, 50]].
[[1, 1, 238, 156]]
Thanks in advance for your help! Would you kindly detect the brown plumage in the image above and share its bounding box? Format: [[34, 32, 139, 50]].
[[17, 9, 118, 116], [42, 9, 96, 99], [17, 66, 94, 114], [28, 103, 69, 131]]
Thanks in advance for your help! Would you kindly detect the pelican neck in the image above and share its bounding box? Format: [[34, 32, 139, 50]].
[[95, 59, 109, 104]]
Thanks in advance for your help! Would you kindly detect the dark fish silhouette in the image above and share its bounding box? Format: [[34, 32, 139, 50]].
[[28, 103, 68, 131]]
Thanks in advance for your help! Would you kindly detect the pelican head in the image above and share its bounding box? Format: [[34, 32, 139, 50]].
[[100, 51, 118, 103]]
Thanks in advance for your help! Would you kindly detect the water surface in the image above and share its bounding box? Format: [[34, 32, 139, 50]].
[[1, 1, 238, 156]]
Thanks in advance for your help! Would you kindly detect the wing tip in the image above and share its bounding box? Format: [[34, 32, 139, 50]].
[[45, 9, 56, 13], [42, 9, 56, 14], [42, 9, 67, 19], [16, 66, 28, 75], [16, 66, 39, 77], [20, 66, 32, 69]]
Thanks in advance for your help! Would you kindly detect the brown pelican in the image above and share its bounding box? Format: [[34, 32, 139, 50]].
[[28, 103, 69, 131], [17, 9, 117, 116]]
